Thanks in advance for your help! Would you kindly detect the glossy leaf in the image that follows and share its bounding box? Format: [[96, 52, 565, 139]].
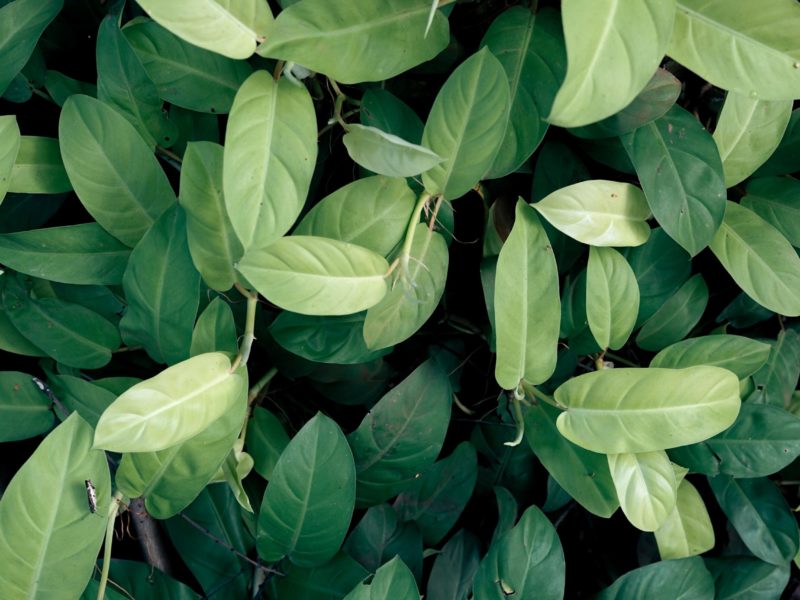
[[427, 530, 481, 600], [596, 557, 714, 600], [713, 92, 792, 187], [349, 360, 451, 507], [471, 505, 565, 600], [651, 335, 771, 379], [421, 47, 511, 200], [257, 0, 449, 84], [0, 414, 109, 598], [608, 450, 677, 532], [494, 200, 560, 389], [238, 236, 389, 316], [93, 352, 248, 452], [750, 329, 800, 406], [267, 552, 369, 600], [709, 201, 800, 316], [587, 246, 639, 350], [223, 71, 317, 251], [133, 0, 272, 59], [622, 105, 726, 256], [668, 0, 800, 100], [180, 141, 243, 291], [8, 136, 71, 194], [481, 7, 566, 178], [0, 371, 54, 441], [636, 274, 709, 352], [555, 366, 741, 453], [189, 296, 238, 357], [120, 205, 200, 365], [343, 124, 443, 178], [654, 478, 715, 560], [533, 180, 651, 247], [548, 0, 676, 127], [742, 177, 800, 247], [257, 413, 356, 567], [706, 557, 790, 600], [343, 556, 420, 600], [59, 94, 176, 247], [246, 407, 290, 480]]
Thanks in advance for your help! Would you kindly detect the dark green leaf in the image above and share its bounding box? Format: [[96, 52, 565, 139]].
[[427, 529, 481, 600], [190, 297, 238, 357], [48, 373, 116, 427], [754, 108, 800, 177], [267, 552, 369, 600], [343, 556, 420, 600], [0, 371, 54, 441], [8, 136, 71, 194], [246, 407, 290, 480], [636, 274, 709, 352], [742, 177, 800, 247], [596, 557, 714, 600], [105, 559, 199, 599], [749, 329, 800, 407], [706, 556, 790, 600]]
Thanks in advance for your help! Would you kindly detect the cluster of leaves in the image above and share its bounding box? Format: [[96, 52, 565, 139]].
[[1, 0, 800, 598]]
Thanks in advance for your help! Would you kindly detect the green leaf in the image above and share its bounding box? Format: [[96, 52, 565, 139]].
[[755, 108, 800, 177], [742, 177, 800, 247], [0, 0, 62, 96], [533, 180, 651, 247], [363, 223, 448, 350], [246, 406, 290, 480], [713, 92, 792, 187], [125, 19, 253, 114], [93, 352, 248, 452], [120, 205, 200, 364], [555, 366, 741, 453], [654, 478, 715, 559], [547, 0, 676, 128], [706, 557, 790, 600], [471, 505, 565, 600], [267, 552, 369, 600], [668, 0, 800, 100], [47, 373, 116, 427], [257, 0, 448, 84], [349, 359, 451, 507], [524, 401, 619, 518], [190, 297, 238, 357], [0, 115, 20, 207], [8, 136, 71, 194], [651, 334, 771, 379], [587, 246, 640, 350], [238, 236, 389, 317], [180, 141, 243, 291], [427, 530, 481, 600], [636, 274, 709, 352], [133, 0, 272, 59], [596, 557, 714, 600], [294, 176, 415, 258], [0, 223, 130, 285], [223, 71, 317, 251], [0, 371, 54, 441], [622, 105, 726, 256], [360, 89, 424, 145], [103, 559, 200, 599], [343, 124, 443, 178], [0, 413, 109, 598], [421, 47, 511, 200], [394, 442, 477, 546], [708, 475, 799, 565], [480, 7, 565, 178], [608, 450, 677, 532], [494, 200, 560, 389], [44, 70, 96, 106], [710, 201, 800, 316], [59, 94, 176, 247], [257, 413, 356, 567], [343, 556, 420, 600], [750, 329, 800, 406]]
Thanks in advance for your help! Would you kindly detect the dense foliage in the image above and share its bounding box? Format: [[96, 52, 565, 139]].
[[1, 0, 800, 598]]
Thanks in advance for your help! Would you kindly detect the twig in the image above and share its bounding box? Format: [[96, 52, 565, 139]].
[[129, 498, 173, 576]]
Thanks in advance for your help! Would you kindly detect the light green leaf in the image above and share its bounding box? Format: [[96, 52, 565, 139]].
[[481, 7, 566, 178], [190, 297, 238, 357], [587, 246, 639, 350], [494, 200, 559, 389], [533, 180, 651, 247], [257, 0, 449, 84], [0, 414, 109, 599], [343, 556, 420, 600], [59, 94, 176, 247], [0, 223, 130, 285], [238, 236, 389, 317], [343, 124, 443, 178], [742, 177, 800, 247], [349, 359, 451, 507], [133, 0, 272, 59], [120, 205, 200, 365], [246, 407, 290, 480], [8, 136, 71, 194], [668, 0, 800, 100], [0, 115, 20, 207], [607, 450, 677, 532], [597, 557, 714, 600], [223, 71, 316, 251], [713, 92, 792, 187], [93, 352, 248, 452], [257, 413, 356, 567], [294, 176, 414, 258], [421, 47, 511, 200], [636, 274, 708, 352], [124, 19, 253, 114], [180, 141, 242, 291], [654, 478, 715, 560], [548, 0, 676, 127], [709, 200, 800, 316], [0, 371, 54, 441], [363, 223, 448, 350], [0, 0, 62, 96], [650, 334, 771, 379], [555, 366, 741, 453]]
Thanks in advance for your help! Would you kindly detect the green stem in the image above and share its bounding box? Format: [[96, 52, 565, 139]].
[[97, 492, 124, 600], [156, 145, 182, 164], [522, 382, 565, 410], [602, 351, 639, 368], [231, 285, 258, 372], [248, 367, 278, 406], [398, 192, 432, 274], [504, 388, 526, 447]]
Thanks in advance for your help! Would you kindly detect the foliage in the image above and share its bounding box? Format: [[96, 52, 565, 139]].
[[0, 0, 799, 598]]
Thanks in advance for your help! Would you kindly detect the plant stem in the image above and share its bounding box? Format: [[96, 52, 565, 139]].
[[504, 389, 526, 447], [231, 285, 258, 372], [97, 492, 124, 600], [398, 192, 432, 274], [522, 382, 565, 410], [603, 351, 639, 368], [248, 367, 278, 406], [155, 145, 182, 164]]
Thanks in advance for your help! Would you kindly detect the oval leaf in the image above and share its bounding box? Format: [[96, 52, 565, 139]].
[[343, 556, 420, 600], [343, 124, 443, 178], [742, 177, 800, 247], [607, 450, 677, 532], [0, 371, 55, 442], [636, 274, 709, 352], [654, 478, 715, 560], [8, 136, 71, 194], [597, 556, 714, 600], [587, 246, 640, 350], [0, 115, 20, 206], [650, 334, 771, 379]]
